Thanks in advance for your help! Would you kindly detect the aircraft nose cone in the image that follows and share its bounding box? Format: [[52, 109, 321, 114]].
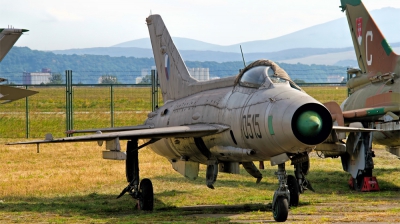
[[296, 111, 322, 137]]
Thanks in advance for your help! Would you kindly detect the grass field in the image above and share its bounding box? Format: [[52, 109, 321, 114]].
[[1, 140, 399, 223], [0, 86, 155, 138], [4, 85, 397, 223]]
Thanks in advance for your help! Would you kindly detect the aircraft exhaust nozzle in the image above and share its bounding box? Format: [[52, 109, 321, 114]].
[[291, 103, 332, 145]]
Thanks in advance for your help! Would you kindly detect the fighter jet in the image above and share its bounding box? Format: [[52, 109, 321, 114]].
[[326, 0, 400, 190], [0, 27, 38, 103], [8, 15, 376, 222]]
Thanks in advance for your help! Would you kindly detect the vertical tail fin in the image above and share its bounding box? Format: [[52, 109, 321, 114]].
[[340, 0, 400, 75], [146, 15, 197, 101], [0, 28, 29, 62]]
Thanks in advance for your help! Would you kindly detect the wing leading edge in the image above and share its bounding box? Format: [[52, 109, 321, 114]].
[[332, 126, 379, 132], [7, 124, 230, 145]]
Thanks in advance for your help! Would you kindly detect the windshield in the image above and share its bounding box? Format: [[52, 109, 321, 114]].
[[239, 66, 285, 88]]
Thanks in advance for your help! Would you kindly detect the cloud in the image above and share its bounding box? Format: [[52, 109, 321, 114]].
[[44, 7, 84, 22]]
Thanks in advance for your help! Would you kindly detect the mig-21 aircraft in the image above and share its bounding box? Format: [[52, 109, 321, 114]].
[[0, 27, 38, 103], [8, 15, 377, 222], [322, 0, 400, 190]]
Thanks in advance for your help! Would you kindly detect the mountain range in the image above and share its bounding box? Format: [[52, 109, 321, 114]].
[[112, 7, 400, 52], [51, 7, 400, 67]]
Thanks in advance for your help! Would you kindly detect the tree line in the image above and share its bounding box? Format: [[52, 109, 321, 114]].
[[0, 47, 348, 84]]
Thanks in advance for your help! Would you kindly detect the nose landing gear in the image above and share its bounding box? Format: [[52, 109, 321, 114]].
[[272, 163, 290, 222], [272, 152, 312, 222]]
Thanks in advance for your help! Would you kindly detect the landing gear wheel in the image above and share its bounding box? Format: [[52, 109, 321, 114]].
[[301, 160, 310, 175], [273, 196, 289, 222], [287, 175, 299, 207], [354, 169, 372, 191], [138, 178, 154, 211], [354, 175, 364, 191]]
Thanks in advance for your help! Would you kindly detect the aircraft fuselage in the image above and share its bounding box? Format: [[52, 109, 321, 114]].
[[146, 81, 332, 164], [342, 78, 400, 148]]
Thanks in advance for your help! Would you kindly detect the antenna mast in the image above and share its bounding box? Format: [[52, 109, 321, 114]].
[[240, 45, 246, 68]]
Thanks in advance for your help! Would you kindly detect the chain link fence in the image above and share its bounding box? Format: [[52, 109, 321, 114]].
[[0, 71, 348, 139]]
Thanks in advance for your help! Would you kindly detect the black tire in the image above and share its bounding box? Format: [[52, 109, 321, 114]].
[[139, 178, 154, 211], [273, 197, 289, 222], [301, 160, 310, 175], [354, 169, 372, 191], [287, 175, 300, 207], [355, 174, 365, 191]]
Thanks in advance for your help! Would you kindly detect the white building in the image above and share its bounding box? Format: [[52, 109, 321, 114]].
[[136, 66, 157, 84], [327, 75, 345, 83], [98, 75, 117, 84], [141, 68, 148, 77], [188, 68, 210, 81], [135, 77, 143, 84], [23, 68, 52, 85]]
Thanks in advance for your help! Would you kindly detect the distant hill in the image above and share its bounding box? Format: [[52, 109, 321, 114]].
[[113, 37, 223, 52], [280, 45, 400, 67], [1, 47, 347, 84], [52, 47, 354, 63], [51, 43, 400, 66], [51, 7, 400, 66], [52, 47, 155, 58], [111, 7, 400, 53]]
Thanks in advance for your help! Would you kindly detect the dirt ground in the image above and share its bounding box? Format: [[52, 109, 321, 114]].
[[183, 199, 400, 223]]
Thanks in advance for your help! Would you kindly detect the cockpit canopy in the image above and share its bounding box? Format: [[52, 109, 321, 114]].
[[235, 59, 303, 91], [239, 66, 286, 88]]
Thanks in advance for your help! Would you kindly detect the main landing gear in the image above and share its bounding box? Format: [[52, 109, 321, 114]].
[[117, 139, 154, 211], [341, 126, 379, 192], [272, 153, 312, 222]]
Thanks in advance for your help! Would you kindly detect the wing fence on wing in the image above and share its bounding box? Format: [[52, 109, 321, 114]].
[[65, 125, 154, 134]]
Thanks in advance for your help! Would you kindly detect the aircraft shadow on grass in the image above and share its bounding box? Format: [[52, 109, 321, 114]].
[[1, 167, 399, 219], [0, 193, 168, 219], [153, 166, 400, 193]]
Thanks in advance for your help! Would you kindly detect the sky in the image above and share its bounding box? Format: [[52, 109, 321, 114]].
[[2, 0, 400, 51]]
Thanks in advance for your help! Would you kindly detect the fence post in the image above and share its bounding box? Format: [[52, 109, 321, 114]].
[[110, 84, 114, 127], [156, 70, 159, 108], [151, 69, 158, 111], [347, 72, 351, 96], [65, 71, 68, 136], [66, 70, 73, 136], [25, 85, 29, 138]]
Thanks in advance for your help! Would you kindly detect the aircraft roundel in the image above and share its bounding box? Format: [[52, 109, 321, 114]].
[[164, 54, 170, 80]]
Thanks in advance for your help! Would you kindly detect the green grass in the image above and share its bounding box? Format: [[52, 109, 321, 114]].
[[0, 81, 395, 224], [1, 141, 399, 223], [0, 86, 348, 138], [302, 86, 348, 103], [0, 86, 159, 138]]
